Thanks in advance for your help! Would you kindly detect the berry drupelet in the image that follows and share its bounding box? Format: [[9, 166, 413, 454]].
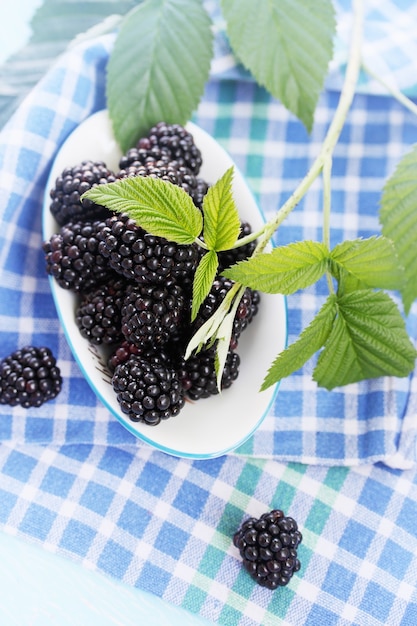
[[233, 509, 302, 590], [0, 346, 62, 408], [111, 354, 185, 425], [49, 160, 117, 226]]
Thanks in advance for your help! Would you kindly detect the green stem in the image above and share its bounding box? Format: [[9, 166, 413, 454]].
[[362, 61, 417, 118], [322, 155, 335, 293], [253, 0, 364, 255]]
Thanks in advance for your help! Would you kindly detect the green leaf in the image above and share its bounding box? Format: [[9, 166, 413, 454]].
[[191, 251, 219, 321], [106, 0, 213, 151], [380, 144, 417, 313], [202, 166, 241, 251], [313, 290, 417, 389], [261, 294, 337, 390], [82, 177, 203, 244], [221, 0, 336, 132], [330, 236, 404, 290], [336, 272, 368, 296], [223, 241, 329, 294]]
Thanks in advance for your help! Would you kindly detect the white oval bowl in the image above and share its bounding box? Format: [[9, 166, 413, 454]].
[[42, 110, 287, 459]]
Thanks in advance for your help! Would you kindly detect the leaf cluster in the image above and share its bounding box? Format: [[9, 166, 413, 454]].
[[99, 0, 417, 391]]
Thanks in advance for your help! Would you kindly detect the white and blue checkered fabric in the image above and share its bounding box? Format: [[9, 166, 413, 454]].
[[0, 8, 417, 624]]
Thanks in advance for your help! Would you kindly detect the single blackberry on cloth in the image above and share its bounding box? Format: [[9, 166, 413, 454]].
[[176, 348, 240, 400], [49, 160, 116, 226], [43, 219, 112, 292], [75, 277, 128, 345], [233, 509, 302, 589], [121, 280, 185, 348], [97, 213, 199, 286], [0, 346, 62, 408], [111, 354, 185, 425]]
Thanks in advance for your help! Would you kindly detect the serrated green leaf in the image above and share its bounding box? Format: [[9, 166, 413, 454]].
[[82, 177, 203, 244], [223, 241, 329, 294], [313, 290, 417, 389], [330, 236, 404, 290], [336, 271, 368, 296], [106, 0, 213, 151], [202, 166, 241, 251], [221, 0, 336, 132], [261, 294, 337, 390], [191, 251, 219, 321], [380, 144, 417, 313]]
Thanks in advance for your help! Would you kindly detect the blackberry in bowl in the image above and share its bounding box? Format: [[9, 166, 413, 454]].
[[42, 110, 287, 459], [233, 509, 302, 589]]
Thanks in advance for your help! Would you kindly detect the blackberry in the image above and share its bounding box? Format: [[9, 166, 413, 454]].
[[121, 280, 185, 348], [0, 346, 62, 408], [43, 219, 112, 292], [176, 348, 240, 400], [108, 340, 141, 373], [117, 157, 209, 211], [146, 122, 203, 174], [118, 145, 172, 171], [111, 354, 185, 425], [192, 177, 210, 210], [49, 160, 116, 226], [193, 276, 260, 349], [233, 509, 302, 590], [107, 340, 174, 373], [218, 221, 257, 272], [75, 277, 128, 345], [97, 213, 199, 286]]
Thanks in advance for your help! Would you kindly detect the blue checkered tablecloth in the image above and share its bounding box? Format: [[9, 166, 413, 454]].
[[0, 5, 417, 624]]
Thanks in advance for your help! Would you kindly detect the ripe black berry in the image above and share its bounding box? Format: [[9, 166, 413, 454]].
[[176, 348, 240, 400], [233, 510, 302, 589], [97, 213, 199, 286], [75, 277, 128, 345], [43, 219, 112, 292], [49, 160, 116, 226], [121, 280, 185, 348], [146, 121, 203, 174], [111, 354, 185, 425], [0, 346, 62, 408]]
